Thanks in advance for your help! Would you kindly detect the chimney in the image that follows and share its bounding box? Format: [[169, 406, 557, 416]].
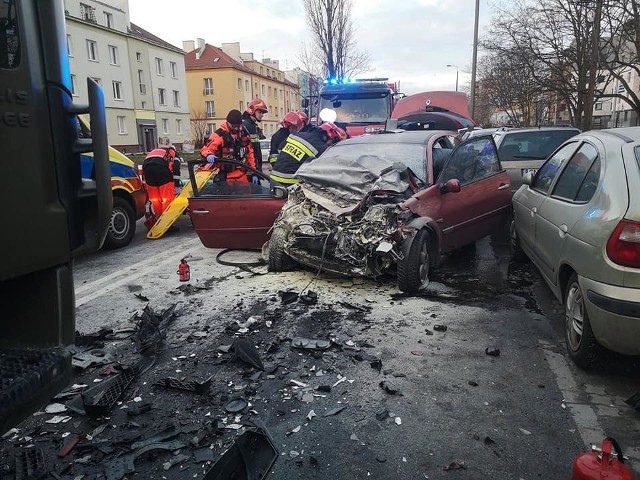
[[182, 40, 195, 52], [195, 38, 205, 60]]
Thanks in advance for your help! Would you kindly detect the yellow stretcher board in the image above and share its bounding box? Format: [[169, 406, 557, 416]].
[[147, 170, 216, 239]]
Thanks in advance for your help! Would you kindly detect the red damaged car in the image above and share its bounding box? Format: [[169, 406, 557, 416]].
[[267, 131, 512, 292]]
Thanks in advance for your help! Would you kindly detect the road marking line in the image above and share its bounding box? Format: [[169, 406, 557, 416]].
[[75, 238, 204, 306], [539, 341, 606, 448]]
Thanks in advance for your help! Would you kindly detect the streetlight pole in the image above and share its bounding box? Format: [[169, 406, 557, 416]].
[[470, 0, 480, 121], [446, 64, 459, 92]]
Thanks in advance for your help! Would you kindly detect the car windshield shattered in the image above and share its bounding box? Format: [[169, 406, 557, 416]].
[[295, 142, 424, 214]]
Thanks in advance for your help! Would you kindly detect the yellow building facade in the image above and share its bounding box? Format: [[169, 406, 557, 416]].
[[184, 40, 300, 145]]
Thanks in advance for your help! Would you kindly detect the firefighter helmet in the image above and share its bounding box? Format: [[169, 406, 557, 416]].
[[281, 112, 303, 129], [247, 98, 268, 115], [296, 111, 309, 126], [163, 145, 177, 159], [319, 122, 347, 143]]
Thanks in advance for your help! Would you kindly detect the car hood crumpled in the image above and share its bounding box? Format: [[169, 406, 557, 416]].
[[294, 154, 411, 216]]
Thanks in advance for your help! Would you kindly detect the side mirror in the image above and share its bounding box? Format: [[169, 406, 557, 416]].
[[440, 179, 461, 194], [272, 185, 288, 199], [522, 172, 534, 186]]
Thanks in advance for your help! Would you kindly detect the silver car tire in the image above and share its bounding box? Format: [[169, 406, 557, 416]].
[[398, 228, 430, 293], [268, 227, 294, 272], [564, 273, 602, 369]]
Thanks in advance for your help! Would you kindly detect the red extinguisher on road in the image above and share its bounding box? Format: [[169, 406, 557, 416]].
[[571, 437, 634, 480], [177, 258, 190, 282]]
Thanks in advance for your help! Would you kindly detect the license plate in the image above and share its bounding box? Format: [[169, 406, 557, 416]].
[[521, 168, 538, 177]]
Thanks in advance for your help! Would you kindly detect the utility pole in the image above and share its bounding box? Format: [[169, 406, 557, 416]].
[[584, 0, 603, 131], [470, 0, 480, 121], [446, 64, 459, 92]]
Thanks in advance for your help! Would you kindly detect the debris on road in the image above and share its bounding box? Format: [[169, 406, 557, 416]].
[[485, 348, 501, 357], [625, 392, 640, 411], [230, 337, 264, 370], [380, 380, 402, 395], [433, 324, 447, 332], [443, 460, 467, 471], [153, 376, 213, 395], [292, 337, 331, 351]]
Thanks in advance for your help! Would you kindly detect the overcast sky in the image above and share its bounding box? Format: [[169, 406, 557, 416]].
[[128, 0, 494, 96]]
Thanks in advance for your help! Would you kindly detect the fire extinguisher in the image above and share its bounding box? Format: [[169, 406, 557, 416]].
[[177, 259, 190, 282], [571, 437, 634, 480]]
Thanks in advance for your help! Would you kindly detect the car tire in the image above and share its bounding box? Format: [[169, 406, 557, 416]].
[[564, 273, 602, 369], [103, 196, 136, 249], [509, 220, 528, 262], [398, 228, 430, 293], [268, 227, 294, 271]]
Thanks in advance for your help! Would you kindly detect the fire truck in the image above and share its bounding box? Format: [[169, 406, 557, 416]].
[[306, 78, 401, 137]]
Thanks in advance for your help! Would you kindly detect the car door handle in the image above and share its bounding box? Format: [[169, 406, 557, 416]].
[[191, 209, 210, 215], [530, 206, 537, 218], [559, 224, 568, 238], [497, 183, 509, 190]]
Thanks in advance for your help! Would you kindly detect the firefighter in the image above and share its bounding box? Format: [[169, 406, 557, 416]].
[[200, 109, 258, 186], [270, 122, 347, 185], [242, 98, 268, 173], [142, 145, 177, 219], [269, 112, 303, 164], [296, 111, 314, 133]]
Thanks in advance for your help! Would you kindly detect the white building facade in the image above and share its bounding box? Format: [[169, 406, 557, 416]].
[[64, 0, 191, 152]]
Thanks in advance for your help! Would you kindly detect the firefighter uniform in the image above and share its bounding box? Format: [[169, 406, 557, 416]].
[[270, 130, 330, 185], [200, 120, 256, 182], [269, 127, 291, 164], [142, 147, 176, 216]]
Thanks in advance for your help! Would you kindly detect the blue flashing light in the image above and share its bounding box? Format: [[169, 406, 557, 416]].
[[330, 78, 338, 85]]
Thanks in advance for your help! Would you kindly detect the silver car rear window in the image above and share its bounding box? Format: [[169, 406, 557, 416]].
[[498, 130, 579, 161]]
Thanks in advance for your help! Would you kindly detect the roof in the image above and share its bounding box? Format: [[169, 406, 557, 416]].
[[128, 23, 183, 54], [185, 43, 254, 74], [185, 44, 299, 89]]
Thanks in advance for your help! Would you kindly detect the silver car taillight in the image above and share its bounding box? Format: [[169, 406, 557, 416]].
[[606, 220, 640, 268]]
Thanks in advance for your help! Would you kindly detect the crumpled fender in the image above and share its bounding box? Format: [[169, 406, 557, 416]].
[[401, 216, 442, 266]]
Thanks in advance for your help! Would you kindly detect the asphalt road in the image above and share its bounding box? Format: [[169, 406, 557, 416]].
[[3, 218, 639, 479]]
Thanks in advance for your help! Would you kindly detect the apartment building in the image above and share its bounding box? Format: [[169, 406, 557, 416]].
[[184, 39, 300, 144], [64, 0, 191, 152]]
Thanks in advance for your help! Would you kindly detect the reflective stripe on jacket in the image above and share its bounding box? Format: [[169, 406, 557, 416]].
[[270, 130, 327, 184]]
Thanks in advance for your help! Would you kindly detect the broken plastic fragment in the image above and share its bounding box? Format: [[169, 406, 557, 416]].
[[279, 290, 299, 305], [45, 403, 68, 414], [433, 325, 447, 332], [231, 337, 265, 371], [225, 398, 248, 414], [291, 337, 331, 351], [485, 347, 501, 357], [519, 428, 532, 435], [376, 409, 389, 421], [394, 417, 402, 425], [323, 406, 347, 417], [379, 381, 402, 395], [443, 461, 467, 471], [307, 410, 316, 421], [299, 291, 318, 305]]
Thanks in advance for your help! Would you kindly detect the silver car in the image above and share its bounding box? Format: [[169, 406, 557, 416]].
[[494, 127, 580, 192], [511, 127, 640, 369]]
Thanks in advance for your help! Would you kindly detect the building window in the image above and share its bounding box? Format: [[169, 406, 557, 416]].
[[66, 34, 73, 56], [238, 78, 242, 90], [138, 70, 146, 94], [80, 3, 96, 22], [162, 118, 169, 134], [104, 11, 113, 28], [141, 101, 147, 109], [205, 101, 215, 118], [274, 89, 277, 99], [170, 61, 177, 78], [117, 116, 126, 134], [70, 74, 77, 95], [207, 123, 216, 135], [594, 102, 603, 111], [260, 67, 263, 75], [245, 80, 249, 92], [176, 119, 182, 135], [203, 78, 213, 95], [268, 86, 272, 97], [239, 101, 243, 111], [91, 77, 101, 86], [172, 90, 180, 107], [86, 39, 98, 61], [112, 81, 122, 100], [261, 85, 266, 96], [158, 88, 166, 105], [136, 52, 142, 62], [108, 45, 118, 65], [155, 57, 164, 75]]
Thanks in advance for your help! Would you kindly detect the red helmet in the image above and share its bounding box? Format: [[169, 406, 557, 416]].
[[281, 112, 303, 129], [319, 122, 347, 143], [296, 111, 309, 126], [162, 145, 176, 159], [247, 98, 268, 115]]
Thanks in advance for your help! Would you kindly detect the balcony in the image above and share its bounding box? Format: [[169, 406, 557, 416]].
[[80, 5, 97, 23], [206, 111, 216, 119], [203, 88, 214, 96]]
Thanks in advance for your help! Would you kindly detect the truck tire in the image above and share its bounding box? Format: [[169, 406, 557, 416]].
[[397, 228, 430, 293], [103, 196, 136, 249], [268, 227, 293, 271], [564, 273, 603, 370]]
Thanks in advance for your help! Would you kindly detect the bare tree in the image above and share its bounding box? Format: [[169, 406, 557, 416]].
[[481, 0, 596, 129], [300, 0, 370, 79], [599, 0, 640, 125], [190, 109, 209, 148]]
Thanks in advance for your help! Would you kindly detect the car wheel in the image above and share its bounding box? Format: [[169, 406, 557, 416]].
[[103, 196, 136, 249], [268, 227, 294, 271], [397, 228, 430, 293], [509, 220, 528, 262], [564, 273, 602, 369]]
